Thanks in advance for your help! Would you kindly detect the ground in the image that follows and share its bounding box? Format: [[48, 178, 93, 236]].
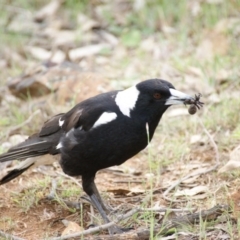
[[0, 0, 240, 239]]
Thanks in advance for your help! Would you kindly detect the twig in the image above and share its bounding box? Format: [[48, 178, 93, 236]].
[[47, 178, 58, 199], [163, 163, 219, 202], [47, 207, 141, 240], [46, 178, 83, 209], [49, 195, 191, 240], [139, 207, 195, 213], [47, 193, 152, 240], [0, 230, 26, 240], [45, 171, 85, 208], [163, 117, 220, 202], [82, 204, 231, 240], [198, 118, 220, 164]]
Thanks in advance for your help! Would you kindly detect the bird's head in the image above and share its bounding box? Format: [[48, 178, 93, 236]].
[[136, 78, 202, 112], [115, 78, 203, 120]]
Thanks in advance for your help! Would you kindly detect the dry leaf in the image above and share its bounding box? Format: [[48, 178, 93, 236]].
[[7, 13, 38, 35], [186, 66, 204, 77], [77, 14, 100, 32], [26, 46, 51, 61], [196, 32, 229, 61], [69, 44, 111, 61], [40, 208, 56, 221], [228, 189, 240, 218], [52, 30, 76, 46], [107, 188, 130, 196], [107, 186, 145, 196], [190, 135, 203, 144], [8, 62, 110, 102], [128, 187, 146, 195], [218, 145, 240, 173], [174, 186, 209, 197], [97, 30, 119, 46], [34, 0, 62, 22], [61, 220, 83, 236], [208, 93, 221, 103], [181, 175, 200, 184]]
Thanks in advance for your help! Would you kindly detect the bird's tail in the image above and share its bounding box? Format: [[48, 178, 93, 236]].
[[0, 134, 61, 184], [0, 133, 58, 163], [0, 158, 35, 184], [0, 155, 58, 184], [0, 113, 63, 184]]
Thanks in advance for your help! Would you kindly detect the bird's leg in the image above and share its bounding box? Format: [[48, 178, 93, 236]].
[[90, 193, 111, 224], [91, 180, 113, 213], [82, 175, 125, 235]]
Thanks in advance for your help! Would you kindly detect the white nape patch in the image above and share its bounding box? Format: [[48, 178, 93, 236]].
[[56, 142, 63, 149], [115, 86, 140, 117], [93, 112, 117, 128], [165, 88, 192, 105], [59, 118, 64, 127]]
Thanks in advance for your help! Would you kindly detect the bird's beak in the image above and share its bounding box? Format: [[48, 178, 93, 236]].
[[165, 88, 193, 105]]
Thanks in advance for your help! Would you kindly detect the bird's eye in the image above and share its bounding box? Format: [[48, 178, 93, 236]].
[[153, 93, 161, 99]]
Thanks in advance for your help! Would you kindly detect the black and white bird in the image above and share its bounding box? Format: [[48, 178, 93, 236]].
[[0, 79, 203, 234]]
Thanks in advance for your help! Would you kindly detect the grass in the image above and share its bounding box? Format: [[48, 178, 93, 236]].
[[12, 187, 41, 212], [0, 0, 240, 239]]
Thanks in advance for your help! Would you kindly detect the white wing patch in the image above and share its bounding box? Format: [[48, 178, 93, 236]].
[[115, 85, 139, 117], [56, 142, 63, 149], [93, 112, 117, 129], [59, 118, 64, 127]]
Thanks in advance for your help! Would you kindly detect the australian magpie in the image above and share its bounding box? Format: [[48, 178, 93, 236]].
[[0, 79, 203, 234]]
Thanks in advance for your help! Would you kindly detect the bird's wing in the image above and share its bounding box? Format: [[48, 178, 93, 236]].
[[39, 113, 64, 137], [60, 91, 119, 132]]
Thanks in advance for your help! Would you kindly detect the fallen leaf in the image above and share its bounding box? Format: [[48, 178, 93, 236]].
[[77, 14, 100, 32], [128, 187, 146, 195], [181, 175, 200, 184], [8, 63, 111, 102], [174, 186, 209, 197], [190, 135, 203, 144], [208, 93, 221, 103], [107, 188, 130, 196], [40, 208, 56, 221], [69, 44, 111, 61], [196, 32, 229, 61], [218, 145, 240, 173], [61, 220, 83, 236], [34, 0, 62, 22], [228, 189, 240, 218], [107, 186, 145, 196], [26, 46, 51, 61]]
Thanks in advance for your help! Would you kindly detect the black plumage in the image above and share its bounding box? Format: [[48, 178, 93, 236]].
[[0, 79, 203, 234]]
